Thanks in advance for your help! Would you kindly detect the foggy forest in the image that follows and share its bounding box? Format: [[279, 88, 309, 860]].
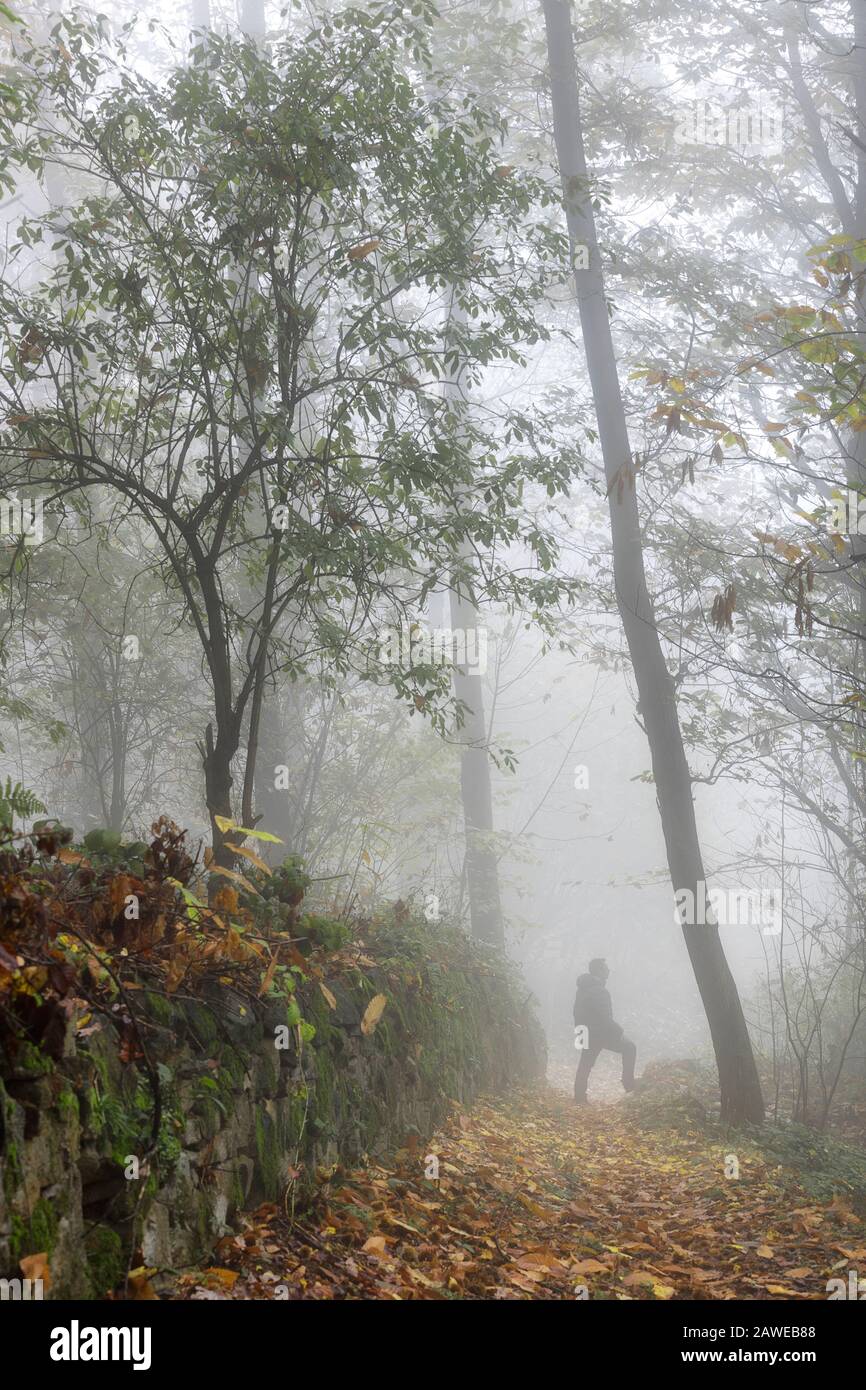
[[0, 0, 865, 1351]]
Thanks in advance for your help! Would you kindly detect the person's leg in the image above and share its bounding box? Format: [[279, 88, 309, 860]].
[[574, 1045, 600, 1102], [617, 1036, 637, 1091]]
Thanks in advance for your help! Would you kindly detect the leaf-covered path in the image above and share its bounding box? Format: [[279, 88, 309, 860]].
[[162, 1083, 865, 1301]]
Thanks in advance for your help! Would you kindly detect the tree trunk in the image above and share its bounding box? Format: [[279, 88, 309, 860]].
[[443, 294, 505, 949], [449, 577, 504, 947], [541, 0, 764, 1123]]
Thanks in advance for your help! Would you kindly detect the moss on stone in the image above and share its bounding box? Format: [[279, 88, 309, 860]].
[[255, 1045, 279, 1094], [57, 1086, 79, 1120], [2, 1136, 22, 1204], [9, 1212, 26, 1264], [186, 1001, 220, 1049], [254, 1108, 286, 1199], [314, 1047, 335, 1122], [172, 1168, 196, 1227], [0, 902, 542, 1294], [3, 1192, 60, 1269], [304, 986, 337, 1046], [230, 1164, 247, 1212], [191, 1090, 223, 1137], [15, 1040, 54, 1078], [288, 1086, 308, 1147], [143, 990, 176, 1027], [195, 1190, 210, 1250], [28, 1197, 59, 1256], [216, 1046, 247, 1093], [85, 1225, 125, 1298]]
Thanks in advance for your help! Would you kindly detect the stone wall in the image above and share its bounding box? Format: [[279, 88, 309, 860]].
[[0, 914, 545, 1297]]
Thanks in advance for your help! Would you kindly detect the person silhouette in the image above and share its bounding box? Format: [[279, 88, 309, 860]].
[[572, 958, 636, 1104]]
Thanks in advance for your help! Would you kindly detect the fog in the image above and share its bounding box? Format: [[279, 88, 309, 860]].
[[0, 0, 864, 1324]]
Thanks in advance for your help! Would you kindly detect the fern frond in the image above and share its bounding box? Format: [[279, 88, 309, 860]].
[[0, 778, 48, 826]]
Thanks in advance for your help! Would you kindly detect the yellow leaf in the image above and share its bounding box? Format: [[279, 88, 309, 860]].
[[231, 843, 272, 874], [240, 827, 284, 843], [347, 238, 380, 261], [57, 848, 87, 865], [213, 814, 236, 833], [319, 982, 337, 1010], [258, 951, 280, 997], [128, 1270, 159, 1299], [207, 863, 261, 896], [361, 992, 387, 1035], [516, 1192, 553, 1219]]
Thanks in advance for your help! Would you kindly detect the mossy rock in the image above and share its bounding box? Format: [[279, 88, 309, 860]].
[[84, 1225, 125, 1298], [301, 914, 350, 952], [27, 1196, 59, 1256]]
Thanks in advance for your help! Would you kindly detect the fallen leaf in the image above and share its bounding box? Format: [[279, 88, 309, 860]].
[[20, 1252, 51, 1291], [571, 1258, 608, 1275], [362, 1235, 390, 1255], [361, 993, 387, 1035]]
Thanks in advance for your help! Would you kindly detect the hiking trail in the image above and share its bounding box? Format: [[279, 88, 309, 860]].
[[157, 1074, 864, 1301]]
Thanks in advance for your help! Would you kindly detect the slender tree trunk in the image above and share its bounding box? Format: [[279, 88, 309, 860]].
[[194, 0, 272, 868], [786, 2, 866, 949], [443, 296, 505, 948], [845, 1, 866, 810], [449, 577, 504, 946], [201, 636, 241, 869], [541, 0, 764, 1123]]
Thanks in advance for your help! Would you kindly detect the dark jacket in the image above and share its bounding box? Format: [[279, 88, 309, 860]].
[[573, 973, 622, 1041]]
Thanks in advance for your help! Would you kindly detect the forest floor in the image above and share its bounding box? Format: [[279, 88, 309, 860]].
[[152, 1066, 866, 1301]]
